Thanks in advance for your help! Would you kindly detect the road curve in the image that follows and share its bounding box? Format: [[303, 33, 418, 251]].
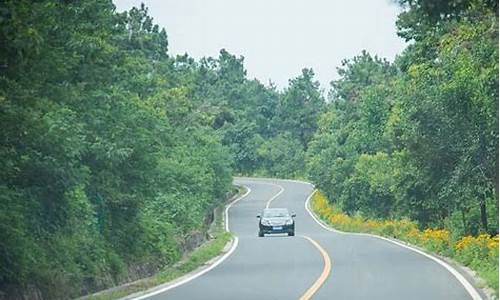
[[140, 178, 480, 300]]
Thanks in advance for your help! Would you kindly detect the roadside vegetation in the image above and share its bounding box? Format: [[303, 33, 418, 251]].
[[312, 191, 499, 295], [306, 2, 498, 237], [0, 2, 238, 298], [0, 0, 497, 298], [84, 193, 235, 300], [85, 232, 232, 300]]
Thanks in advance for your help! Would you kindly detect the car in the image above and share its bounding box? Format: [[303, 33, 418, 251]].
[[257, 208, 296, 237]]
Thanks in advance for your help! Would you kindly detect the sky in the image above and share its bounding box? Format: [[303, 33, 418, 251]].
[[113, 0, 407, 92]]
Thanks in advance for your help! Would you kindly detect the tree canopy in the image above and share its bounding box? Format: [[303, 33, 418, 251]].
[[307, 0, 498, 236]]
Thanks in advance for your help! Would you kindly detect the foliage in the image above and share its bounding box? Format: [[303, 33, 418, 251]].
[[306, 2, 498, 235], [85, 203, 233, 300], [276, 68, 325, 150], [0, 1, 233, 298], [256, 133, 305, 178]]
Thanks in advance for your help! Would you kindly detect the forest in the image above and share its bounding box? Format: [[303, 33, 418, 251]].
[[0, 0, 497, 298]]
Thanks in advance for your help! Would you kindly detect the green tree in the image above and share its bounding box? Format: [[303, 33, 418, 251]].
[[277, 68, 325, 150]]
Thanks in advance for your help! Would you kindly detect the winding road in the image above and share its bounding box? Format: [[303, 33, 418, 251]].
[[135, 178, 482, 300]]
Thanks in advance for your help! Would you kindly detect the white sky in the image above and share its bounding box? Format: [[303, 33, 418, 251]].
[[113, 0, 407, 91]]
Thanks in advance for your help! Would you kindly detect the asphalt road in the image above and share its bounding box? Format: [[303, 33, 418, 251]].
[[144, 178, 479, 300]]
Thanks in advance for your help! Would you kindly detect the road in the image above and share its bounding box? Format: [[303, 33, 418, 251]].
[[141, 178, 480, 300]]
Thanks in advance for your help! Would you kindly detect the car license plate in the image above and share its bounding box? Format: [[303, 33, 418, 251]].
[[273, 226, 282, 230]]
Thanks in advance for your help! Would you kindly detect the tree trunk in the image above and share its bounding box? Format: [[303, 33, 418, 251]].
[[461, 209, 468, 235], [479, 198, 488, 233]]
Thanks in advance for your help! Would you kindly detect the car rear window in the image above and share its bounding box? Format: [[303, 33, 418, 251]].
[[263, 209, 289, 218]]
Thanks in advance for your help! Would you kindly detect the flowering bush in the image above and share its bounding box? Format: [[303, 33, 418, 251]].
[[311, 190, 499, 294]]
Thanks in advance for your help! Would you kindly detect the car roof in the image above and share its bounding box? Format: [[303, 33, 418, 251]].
[[263, 208, 289, 212]]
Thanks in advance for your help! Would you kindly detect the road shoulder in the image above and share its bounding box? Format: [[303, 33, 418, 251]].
[[304, 189, 492, 300]]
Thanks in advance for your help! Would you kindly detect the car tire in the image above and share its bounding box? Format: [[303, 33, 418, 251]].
[[288, 231, 295, 236], [258, 231, 264, 237]]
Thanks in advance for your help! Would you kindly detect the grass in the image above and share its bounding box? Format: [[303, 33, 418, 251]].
[[310, 190, 499, 298], [81, 187, 245, 300]]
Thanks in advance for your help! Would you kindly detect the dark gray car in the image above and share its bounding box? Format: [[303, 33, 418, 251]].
[[257, 208, 296, 237]]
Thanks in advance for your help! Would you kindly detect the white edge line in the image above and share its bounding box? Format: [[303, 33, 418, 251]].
[[304, 190, 483, 300], [226, 185, 251, 232], [131, 238, 239, 300], [130, 185, 251, 300]]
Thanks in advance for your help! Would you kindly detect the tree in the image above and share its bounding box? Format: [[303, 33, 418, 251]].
[[277, 68, 325, 150]]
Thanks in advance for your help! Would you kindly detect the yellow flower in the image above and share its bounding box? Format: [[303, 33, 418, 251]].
[[312, 190, 498, 267], [487, 235, 499, 250]]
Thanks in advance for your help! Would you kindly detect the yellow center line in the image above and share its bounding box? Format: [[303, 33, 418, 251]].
[[299, 235, 332, 300]]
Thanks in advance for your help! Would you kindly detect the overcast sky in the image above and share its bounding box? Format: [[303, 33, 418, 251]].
[[114, 0, 407, 91]]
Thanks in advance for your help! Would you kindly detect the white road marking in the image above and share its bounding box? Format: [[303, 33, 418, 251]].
[[232, 178, 288, 208], [304, 189, 483, 300], [129, 185, 251, 300], [226, 185, 251, 232], [264, 183, 284, 208], [130, 238, 240, 300]]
